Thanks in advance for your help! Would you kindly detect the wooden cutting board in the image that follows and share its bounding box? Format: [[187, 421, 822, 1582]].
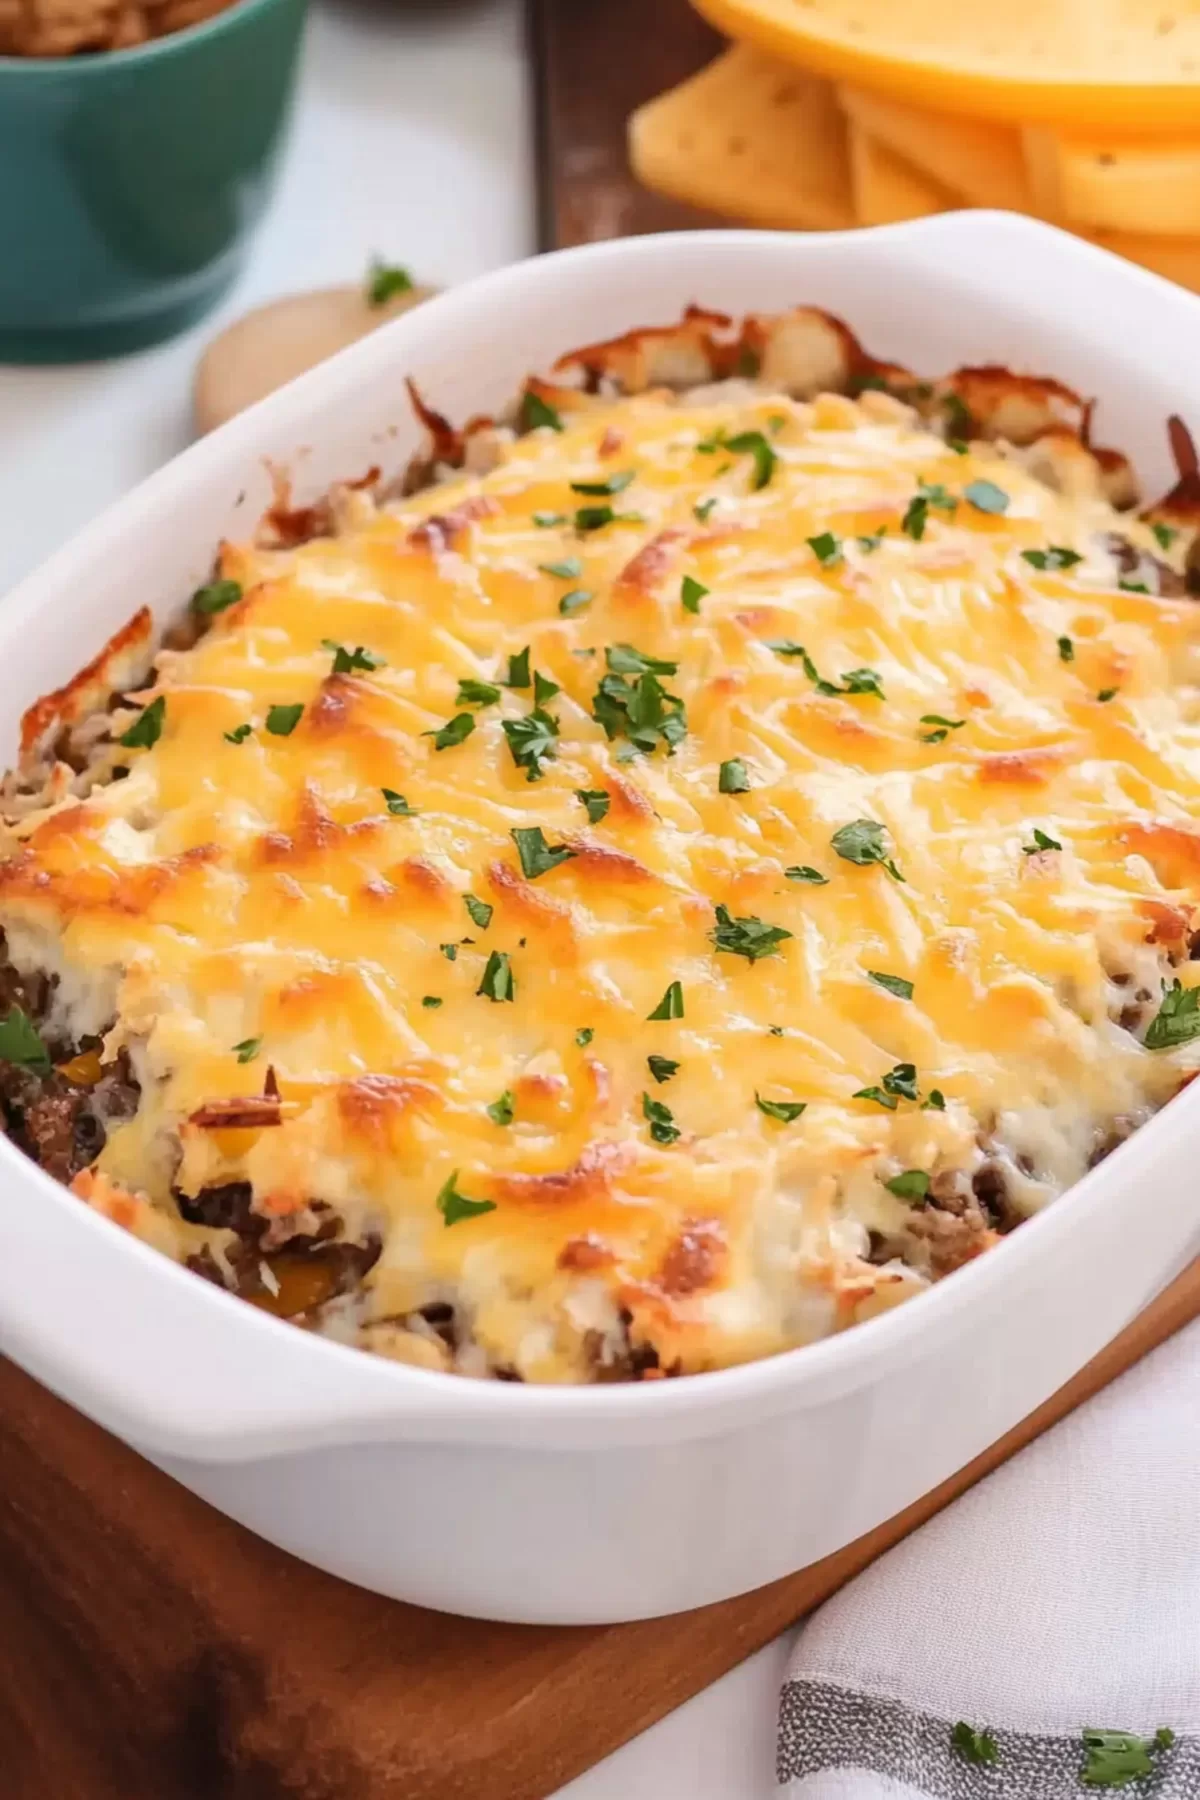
[[3, 1259, 1199, 1800]]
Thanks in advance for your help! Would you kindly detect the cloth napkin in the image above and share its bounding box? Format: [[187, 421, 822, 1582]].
[[777, 1317, 1200, 1798]]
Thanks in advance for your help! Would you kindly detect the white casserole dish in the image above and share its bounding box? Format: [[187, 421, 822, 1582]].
[[2, 212, 1200, 1626]]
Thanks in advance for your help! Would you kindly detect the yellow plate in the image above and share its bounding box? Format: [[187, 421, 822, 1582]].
[[690, 0, 1200, 133]]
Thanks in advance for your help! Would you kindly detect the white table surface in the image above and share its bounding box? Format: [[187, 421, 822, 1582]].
[[0, 0, 791, 1792]]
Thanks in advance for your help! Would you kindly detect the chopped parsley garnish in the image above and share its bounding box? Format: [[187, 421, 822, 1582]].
[[119, 695, 166, 750], [853, 1085, 898, 1111], [382, 788, 416, 815], [693, 497, 718, 523], [1119, 578, 1149, 594], [681, 575, 708, 613], [882, 1061, 919, 1099], [1023, 545, 1083, 572], [606, 644, 677, 676], [963, 478, 1009, 514], [440, 943, 458, 961], [648, 980, 684, 1020], [719, 758, 751, 794], [477, 950, 514, 1003], [785, 865, 828, 884], [755, 1093, 807, 1122], [574, 504, 642, 533], [592, 655, 686, 758], [1097, 686, 1118, 702], [575, 1027, 594, 1047], [504, 646, 531, 689], [365, 259, 413, 306], [902, 494, 930, 540], [831, 819, 904, 882], [725, 429, 777, 490], [456, 678, 501, 707], [324, 641, 385, 675], [840, 667, 885, 698], [1023, 827, 1062, 855], [512, 826, 575, 880], [940, 392, 974, 439], [857, 531, 885, 552], [1080, 1727, 1174, 1788], [486, 1089, 515, 1125], [559, 589, 593, 616], [920, 712, 965, 745], [0, 1007, 51, 1072], [576, 788, 610, 823], [570, 469, 635, 497], [642, 1092, 680, 1144], [502, 707, 559, 781], [192, 578, 242, 615], [533, 511, 567, 528], [1058, 635, 1075, 662], [647, 1055, 680, 1084], [885, 1169, 930, 1201], [807, 531, 842, 567], [426, 711, 474, 751], [920, 478, 958, 513], [533, 670, 560, 706], [868, 971, 914, 1001], [436, 1170, 496, 1227], [924, 1089, 946, 1111], [522, 390, 563, 433], [1152, 522, 1178, 551], [421, 995, 442, 1009], [464, 893, 493, 930], [764, 641, 884, 699], [950, 1723, 998, 1767], [265, 702, 304, 737], [1144, 980, 1200, 1051], [540, 557, 582, 579], [711, 904, 792, 962], [233, 1036, 262, 1063], [224, 722, 252, 745]]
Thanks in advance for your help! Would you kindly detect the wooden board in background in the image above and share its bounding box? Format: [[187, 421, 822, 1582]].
[[528, 0, 724, 247], [3, 1259, 1199, 1800]]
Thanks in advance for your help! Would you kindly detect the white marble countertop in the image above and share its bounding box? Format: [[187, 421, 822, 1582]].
[[0, 3, 790, 1790]]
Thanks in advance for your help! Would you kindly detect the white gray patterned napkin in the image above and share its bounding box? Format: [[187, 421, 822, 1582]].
[[778, 1317, 1200, 1798]]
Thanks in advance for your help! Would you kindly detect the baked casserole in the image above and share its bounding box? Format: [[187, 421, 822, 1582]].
[[4, 302, 1200, 1384]]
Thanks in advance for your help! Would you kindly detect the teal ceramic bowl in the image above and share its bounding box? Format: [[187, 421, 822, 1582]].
[[0, 0, 306, 363]]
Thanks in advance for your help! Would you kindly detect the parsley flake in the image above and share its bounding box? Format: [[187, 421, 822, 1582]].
[[648, 981, 684, 1021], [265, 702, 304, 737], [1152, 522, 1178, 552], [325, 641, 385, 675], [951, 1723, 998, 1767], [1058, 635, 1075, 662], [681, 574, 708, 614], [711, 904, 792, 962], [574, 504, 642, 533], [486, 1090, 515, 1126], [421, 995, 442, 1009], [570, 469, 635, 497], [606, 644, 678, 677], [1023, 545, 1083, 572], [642, 1091, 680, 1144], [440, 943, 458, 961], [559, 589, 593, 616], [853, 1085, 898, 1111], [902, 495, 929, 540], [365, 259, 413, 306], [522, 390, 563, 433], [477, 950, 514, 1003], [807, 531, 842, 567], [436, 1170, 496, 1227], [831, 819, 904, 882], [533, 670, 560, 706], [1144, 980, 1200, 1051], [920, 712, 965, 745], [1080, 1727, 1174, 1788], [1023, 828, 1062, 855], [119, 696, 166, 750], [575, 1027, 594, 1047], [502, 707, 559, 781], [882, 1062, 919, 1100], [964, 478, 1009, 514], [426, 711, 474, 751], [504, 646, 531, 689], [885, 1168, 930, 1201], [464, 893, 493, 930], [755, 1093, 807, 1123], [192, 578, 243, 615], [857, 531, 885, 552], [785, 865, 828, 885], [456, 678, 501, 707], [533, 511, 567, 528], [868, 971, 914, 1001], [232, 1037, 262, 1063], [576, 788, 610, 823], [725, 429, 777, 490], [1097, 687, 1119, 703], [719, 758, 751, 794], [0, 1007, 51, 1072], [1119, 578, 1150, 594], [540, 557, 582, 579], [693, 497, 718, 523], [224, 722, 252, 745], [647, 1055, 680, 1084], [382, 789, 416, 815], [512, 826, 575, 880], [592, 658, 686, 758]]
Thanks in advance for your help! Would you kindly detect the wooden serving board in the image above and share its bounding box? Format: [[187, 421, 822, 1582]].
[[3, 1259, 1199, 1800]]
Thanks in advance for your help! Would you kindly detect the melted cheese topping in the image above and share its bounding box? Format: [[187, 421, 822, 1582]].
[[6, 383, 1200, 1382]]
